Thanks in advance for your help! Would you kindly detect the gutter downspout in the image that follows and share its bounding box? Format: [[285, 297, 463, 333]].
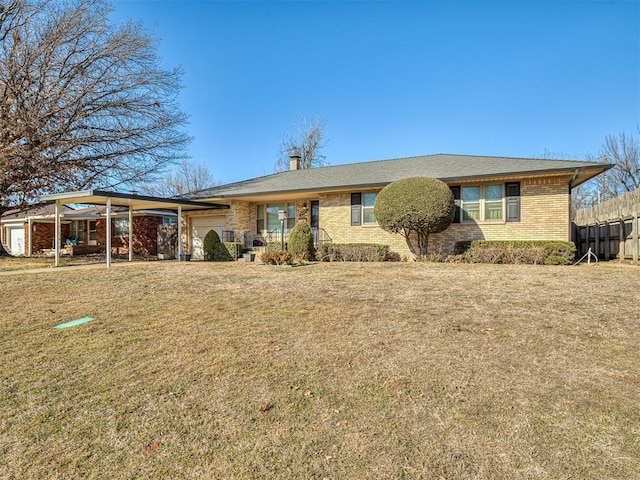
[[569, 169, 580, 243]]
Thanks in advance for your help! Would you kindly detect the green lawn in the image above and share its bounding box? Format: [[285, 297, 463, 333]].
[[1, 260, 639, 479]]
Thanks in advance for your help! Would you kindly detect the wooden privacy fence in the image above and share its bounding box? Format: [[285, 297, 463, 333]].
[[573, 189, 639, 263]]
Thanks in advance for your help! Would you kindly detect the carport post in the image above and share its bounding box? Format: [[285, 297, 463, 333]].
[[27, 217, 32, 257], [177, 205, 182, 262], [54, 201, 61, 267], [106, 198, 112, 268], [128, 206, 133, 262]]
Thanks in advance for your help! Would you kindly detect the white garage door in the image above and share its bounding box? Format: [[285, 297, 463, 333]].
[[9, 227, 25, 256], [191, 216, 226, 259]]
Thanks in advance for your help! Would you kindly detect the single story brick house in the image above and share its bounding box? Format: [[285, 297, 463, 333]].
[[0, 203, 176, 256], [180, 153, 610, 259]]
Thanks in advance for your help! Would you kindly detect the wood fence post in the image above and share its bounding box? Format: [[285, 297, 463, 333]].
[[595, 223, 600, 260], [633, 212, 639, 265], [619, 218, 625, 262], [604, 222, 610, 261]]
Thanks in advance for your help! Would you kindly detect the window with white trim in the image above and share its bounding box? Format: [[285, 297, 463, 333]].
[[256, 202, 296, 234], [351, 192, 377, 225], [451, 182, 520, 223], [70, 220, 86, 242]]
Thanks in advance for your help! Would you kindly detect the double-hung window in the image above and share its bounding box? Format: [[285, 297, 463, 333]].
[[484, 184, 504, 220], [351, 192, 377, 225], [462, 186, 481, 221]]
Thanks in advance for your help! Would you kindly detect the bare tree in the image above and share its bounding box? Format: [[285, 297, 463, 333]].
[[570, 128, 640, 220], [537, 149, 599, 216], [600, 128, 640, 198], [0, 0, 190, 254], [275, 116, 327, 172], [143, 159, 218, 197]]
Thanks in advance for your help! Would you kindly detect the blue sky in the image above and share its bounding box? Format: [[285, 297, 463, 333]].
[[110, 0, 639, 184]]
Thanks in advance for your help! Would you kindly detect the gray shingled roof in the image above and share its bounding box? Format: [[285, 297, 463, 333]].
[[186, 153, 609, 200]]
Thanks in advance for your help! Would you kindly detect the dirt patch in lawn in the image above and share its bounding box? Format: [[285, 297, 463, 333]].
[[1, 262, 639, 479]]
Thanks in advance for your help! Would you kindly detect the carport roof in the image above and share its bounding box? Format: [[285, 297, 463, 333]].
[[39, 189, 228, 211]]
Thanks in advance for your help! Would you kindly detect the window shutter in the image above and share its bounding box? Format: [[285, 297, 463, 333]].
[[450, 186, 461, 223], [351, 193, 362, 226], [506, 182, 520, 222]]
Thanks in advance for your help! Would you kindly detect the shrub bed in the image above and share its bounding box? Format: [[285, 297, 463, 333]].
[[453, 240, 576, 265], [317, 243, 394, 262]]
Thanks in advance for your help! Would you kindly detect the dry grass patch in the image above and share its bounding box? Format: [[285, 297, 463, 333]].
[[0, 255, 153, 272], [1, 261, 639, 479]]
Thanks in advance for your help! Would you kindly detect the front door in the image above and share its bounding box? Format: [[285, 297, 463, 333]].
[[310, 200, 320, 243]]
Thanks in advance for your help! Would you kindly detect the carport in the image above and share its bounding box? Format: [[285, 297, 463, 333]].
[[39, 190, 228, 267]]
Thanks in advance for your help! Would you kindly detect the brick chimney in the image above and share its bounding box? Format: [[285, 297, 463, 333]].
[[289, 153, 301, 171]]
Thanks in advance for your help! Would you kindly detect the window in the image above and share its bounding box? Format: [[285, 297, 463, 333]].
[[453, 182, 520, 223], [70, 220, 86, 242], [115, 218, 129, 237], [462, 186, 481, 221], [287, 203, 296, 229], [256, 203, 296, 233], [266, 204, 282, 231], [163, 217, 177, 225], [363, 193, 376, 223], [351, 192, 377, 225], [484, 184, 503, 220]]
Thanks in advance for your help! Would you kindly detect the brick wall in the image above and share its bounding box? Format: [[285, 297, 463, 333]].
[[30, 223, 71, 252], [109, 216, 165, 256], [319, 176, 571, 258], [229, 201, 252, 231]]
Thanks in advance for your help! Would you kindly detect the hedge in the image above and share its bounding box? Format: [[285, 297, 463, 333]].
[[454, 240, 576, 265], [317, 243, 393, 262]]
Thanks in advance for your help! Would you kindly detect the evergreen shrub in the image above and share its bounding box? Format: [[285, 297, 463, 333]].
[[288, 222, 316, 261]]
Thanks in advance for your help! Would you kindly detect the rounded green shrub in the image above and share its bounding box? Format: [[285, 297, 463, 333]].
[[203, 229, 221, 261], [288, 222, 316, 261], [374, 177, 455, 257]]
